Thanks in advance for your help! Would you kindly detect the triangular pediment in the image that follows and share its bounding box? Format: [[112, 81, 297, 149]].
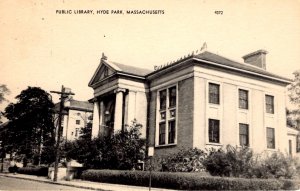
[[89, 62, 116, 86]]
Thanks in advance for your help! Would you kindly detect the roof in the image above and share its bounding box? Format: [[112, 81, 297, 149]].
[[194, 51, 291, 82], [287, 127, 300, 136], [90, 50, 291, 86], [88, 59, 152, 87], [67, 100, 93, 111], [54, 99, 93, 113], [108, 61, 152, 77]]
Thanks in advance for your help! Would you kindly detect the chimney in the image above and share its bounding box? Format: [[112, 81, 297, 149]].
[[242, 49, 268, 70]]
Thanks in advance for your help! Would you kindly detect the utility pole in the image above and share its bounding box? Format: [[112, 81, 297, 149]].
[[50, 85, 74, 182]]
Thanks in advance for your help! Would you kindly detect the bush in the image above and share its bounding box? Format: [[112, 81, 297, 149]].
[[202, 145, 299, 179], [202, 148, 231, 176], [160, 148, 206, 172], [8, 165, 19, 173], [202, 145, 254, 177], [17, 166, 48, 176], [81, 169, 297, 190], [63, 120, 145, 170], [251, 152, 298, 179]]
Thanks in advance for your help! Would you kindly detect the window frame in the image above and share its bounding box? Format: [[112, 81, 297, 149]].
[[208, 119, 220, 144], [265, 95, 275, 114], [297, 135, 300, 153], [208, 83, 220, 105], [168, 120, 176, 144], [158, 122, 166, 145], [239, 123, 249, 147], [76, 120, 80, 125], [238, 89, 249, 110], [289, 139, 292, 156], [75, 127, 79, 137], [156, 84, 178, 147], [266, 127, 275, 149]]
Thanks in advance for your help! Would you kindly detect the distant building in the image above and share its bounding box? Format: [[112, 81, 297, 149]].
[[89, 49, 300, 157], [54, 99, 93, 141]]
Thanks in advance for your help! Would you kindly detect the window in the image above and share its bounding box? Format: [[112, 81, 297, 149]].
[[209, 119, 220, 143], [76, 120, 80, 125], [169, 86, 177, 108], [75, 128, 79, 137], [160, 90, 167, 110], [239, 123, 249, 146], [157, 86, 177, 146], [289, 140, 292, 156], [104, 67, 108, 77], [168, 120, 176, 144], [266, 127, 275, 149], [159, 123, 165, 145], [209, 83, 220, 104], [265, 95, 274, 114], [297, 135, 300, 153], [239, 89, 248, 109]]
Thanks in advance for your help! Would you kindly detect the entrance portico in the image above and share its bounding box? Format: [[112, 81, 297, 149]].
[[88, 54, 150, 138]]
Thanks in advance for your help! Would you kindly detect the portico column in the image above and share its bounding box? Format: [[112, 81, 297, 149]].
[[92, 100, 100, 138], [99, 101, 105, 135], [114, 88, 126, 133], [126, 90, 136, 126]]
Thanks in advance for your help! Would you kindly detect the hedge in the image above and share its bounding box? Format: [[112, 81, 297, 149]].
[[81, 170, 299, 190], [8, 166, 19, 173], [17, 166, 48, 176]]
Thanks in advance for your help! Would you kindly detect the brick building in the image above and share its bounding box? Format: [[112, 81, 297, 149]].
[[89, 49, 298, 157]]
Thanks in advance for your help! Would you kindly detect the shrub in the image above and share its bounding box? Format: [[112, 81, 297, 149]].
[[202, 145, 300, 179], [224, 145, 254, 177], [8, 165, 19, 173], [281, 179, 300, 190], [202, 147, 232, 176], [17, 166, 48, 176], [251, 152, 298, 179], [160, 148, 206, 172], [63, 120, 145, 170], [81, 169, 297, 190]]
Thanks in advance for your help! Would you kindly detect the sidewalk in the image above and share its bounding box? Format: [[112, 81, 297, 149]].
[[0, 173, 175, 191]]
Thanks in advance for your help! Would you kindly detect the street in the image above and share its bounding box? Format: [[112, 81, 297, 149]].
[[0, 176, 91, 190]]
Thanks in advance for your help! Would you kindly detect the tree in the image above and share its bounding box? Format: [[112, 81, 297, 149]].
[[63, 120, 146, 170], [0, 84, 10, 104], [287, 70, 300, 129], [60, 116, 93, 165], [0, 84, 10, 123], [4, 86, 55, 165]]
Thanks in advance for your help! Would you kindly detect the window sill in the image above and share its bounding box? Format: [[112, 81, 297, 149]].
[[236, 145, 251, 149], [208, 103, 220, 108], [206, 142, 222, 146], [238, 108, 249, 112], [266, 148, 276, 151], [155, 143, 177, 148], [265, 113, 275, 117]]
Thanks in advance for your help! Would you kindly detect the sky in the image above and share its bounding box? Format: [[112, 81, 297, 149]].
[[0, 0, 300, 111]]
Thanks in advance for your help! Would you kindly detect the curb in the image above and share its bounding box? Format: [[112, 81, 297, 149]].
[[0, 174, 106, 191]]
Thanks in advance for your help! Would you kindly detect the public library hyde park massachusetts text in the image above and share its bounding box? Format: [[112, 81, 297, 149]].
[[56, 9, 125, 15]]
